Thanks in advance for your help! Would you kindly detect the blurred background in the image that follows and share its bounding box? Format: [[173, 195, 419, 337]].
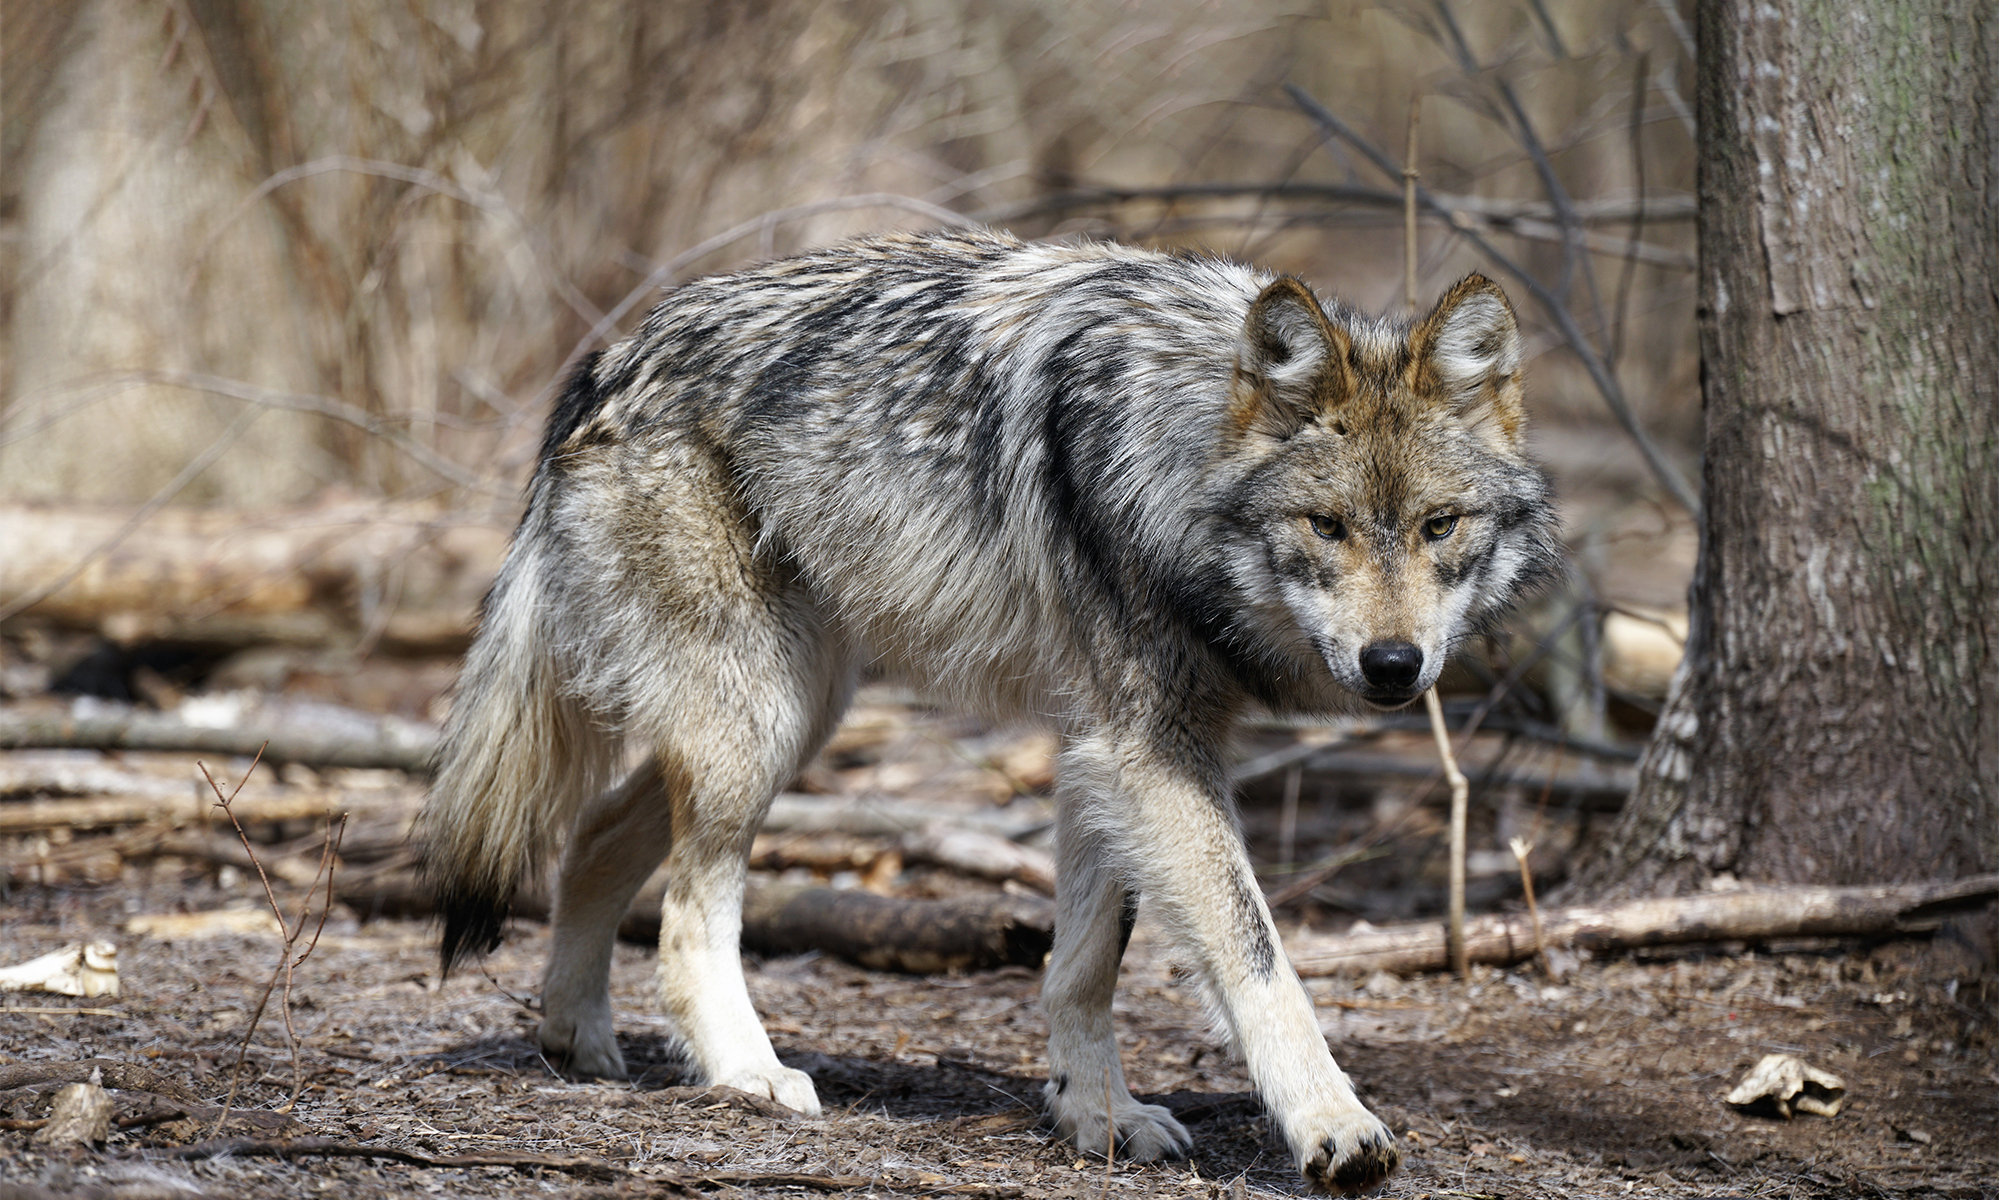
[[0, 0, 1715, 939], [0, 0, 1698, 737]]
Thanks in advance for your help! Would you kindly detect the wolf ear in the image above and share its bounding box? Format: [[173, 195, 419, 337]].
[[1231, 277, 1351, 439], [1411, 273, 1527, 450]]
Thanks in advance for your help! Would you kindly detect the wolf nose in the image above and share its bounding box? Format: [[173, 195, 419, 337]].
[[1359, 641, 1423, 692]]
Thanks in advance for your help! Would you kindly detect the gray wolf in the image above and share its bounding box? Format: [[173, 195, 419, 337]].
[[420, 228, 1557, 1193]]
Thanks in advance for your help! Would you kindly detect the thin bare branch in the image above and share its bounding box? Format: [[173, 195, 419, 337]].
[[1283, 83, 1701, 516], [1609, 53, 1653, 373], [578, 194, 981, 358], [199, 155, 602, 329], [0, 405, 261, 623]]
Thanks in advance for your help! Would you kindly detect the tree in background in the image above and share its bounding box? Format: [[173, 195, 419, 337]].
[[1570, 0, 1996, 897]]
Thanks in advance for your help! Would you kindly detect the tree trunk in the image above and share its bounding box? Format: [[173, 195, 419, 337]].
[[1570, 0, 1997, 899]]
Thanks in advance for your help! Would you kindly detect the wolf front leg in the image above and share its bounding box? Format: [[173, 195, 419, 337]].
[[1042, 798, 1192, 1161], [1088, 734, 1402, 1195]]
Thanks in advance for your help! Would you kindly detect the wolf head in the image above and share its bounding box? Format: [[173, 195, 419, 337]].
[[1221, 273, 1559, 710]]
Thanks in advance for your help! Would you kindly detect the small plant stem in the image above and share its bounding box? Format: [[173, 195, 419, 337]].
[[1424, 688, 1470, 978]]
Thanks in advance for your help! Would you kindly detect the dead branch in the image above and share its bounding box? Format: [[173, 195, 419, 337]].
[[0, 788, 375, 836], [163, 1135, 1021, 1195], [762, 794, 1049, 841], [0, 709, 436, 773], [167, 1136, 628, 1182], [1282, 84, 1701, 516], [1241, 744, 1636, 807], [899, 825, 1055, 894], [198, 752, 344, 1132], [1287, 875, 2000, 976], [1424, 688, 1471, 979], [0, 1059, 204, 1106], [739, 884, 1054, 974], [0, 501, 503, 651], [331, 856, 1054, 975], [976, 180, 1695, 228]]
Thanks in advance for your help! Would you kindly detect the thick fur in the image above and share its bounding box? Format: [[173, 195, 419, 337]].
[[420, 228, 1558, 1194]]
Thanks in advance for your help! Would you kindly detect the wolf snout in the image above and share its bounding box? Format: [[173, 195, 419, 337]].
[[1358, 640, 1423, 698]]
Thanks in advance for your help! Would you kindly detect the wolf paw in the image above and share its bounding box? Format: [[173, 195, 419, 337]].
[[716, 1065, 822, 1116], [538, 1014, 627, 1081], [1045, 1080, 1191, 1162], [1299, 1109, 1401, 1195]]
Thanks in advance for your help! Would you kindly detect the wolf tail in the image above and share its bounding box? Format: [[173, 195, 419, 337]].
[[422, 519, 619, 973], [421, 448, 621, 974]]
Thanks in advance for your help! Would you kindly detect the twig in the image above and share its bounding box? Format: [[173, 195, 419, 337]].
[[1289, 875, 2000, 976], [1508, 836, 1549, 975], [168, 1136, 626, 1181], [198, 155, 604, 331], [0, 405, 260, 623], [976, 180, 1695, 228], [1608, 53, 1652, 373], [1424, 688, 1471, 979], [166, 1135, 1025, 1194], [198, 750, 346, 1134], [0, 1058, 204, 1105], [1403, 90, 1422, 313], [0, 710, 438, 774], [1262, 844, 1390, 909], [1277, 763, 1302, 872], [1282, 83, 1700, 516]]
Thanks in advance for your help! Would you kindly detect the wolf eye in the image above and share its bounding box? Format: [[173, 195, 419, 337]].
[[1423, 514, 1459, 540], [1309, 514, 1347, 541]]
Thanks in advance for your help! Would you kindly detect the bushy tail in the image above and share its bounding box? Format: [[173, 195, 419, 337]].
[[420, 522, 617, 974]]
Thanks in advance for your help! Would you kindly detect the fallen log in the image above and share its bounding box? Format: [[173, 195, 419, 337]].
[[898, 825, 1055, 894], [0, 501, 505, 653], [739, 883, 1053, 974], [0, 1058, 205, 1105], [1287, 875, 2000, 976], [0, 788, 384, 836], [326, 858, 1054, 975], [0, 707, 436, 773]]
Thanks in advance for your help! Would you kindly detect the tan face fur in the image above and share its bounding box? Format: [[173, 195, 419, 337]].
[[1228, 274, 1547, 708]]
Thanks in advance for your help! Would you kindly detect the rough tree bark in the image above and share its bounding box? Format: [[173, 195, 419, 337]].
[[1570, 0, 1997, 898]]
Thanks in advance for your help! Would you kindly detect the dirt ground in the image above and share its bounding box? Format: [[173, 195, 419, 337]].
[[2, 689, 1995, 1200]]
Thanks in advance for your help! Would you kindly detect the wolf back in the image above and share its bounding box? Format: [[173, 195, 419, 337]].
[[421, 226, 1558, 1195]]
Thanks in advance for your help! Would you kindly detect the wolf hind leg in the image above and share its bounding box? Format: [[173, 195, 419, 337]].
[[648, 605, 851, 1113], [538, 757, 678, 1079], [1042, 799, 1191, 1161]]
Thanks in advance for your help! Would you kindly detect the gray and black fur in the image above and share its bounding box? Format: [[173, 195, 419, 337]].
[[421, 228, 1557, 1195]]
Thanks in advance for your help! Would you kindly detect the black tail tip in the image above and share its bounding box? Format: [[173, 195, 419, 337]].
[[436, 884, 511, 978]]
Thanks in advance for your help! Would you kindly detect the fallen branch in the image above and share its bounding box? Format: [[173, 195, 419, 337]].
[[331, 858, 1055, 975], [1234, 743, 1636, 805], [0, 942, 119, 997], [899, 825, 1055, 894], [1287, 875, 2000, 976], [763, 794, 1049, 841], [165, 1135, 1023, 1195], [739, 884, 1053, 974], [0, 788, 372, 836], [0, 1058, 205, 1106], [167, 1136, 628, 1182], [0, 708, 436, 773], [0, 501, 502, 652]]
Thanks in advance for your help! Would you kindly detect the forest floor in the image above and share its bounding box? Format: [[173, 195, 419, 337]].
[[1, 678, 1994, 1200]]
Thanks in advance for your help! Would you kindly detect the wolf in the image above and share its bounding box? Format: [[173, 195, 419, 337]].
[[420, 227, 1557, 1194]]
